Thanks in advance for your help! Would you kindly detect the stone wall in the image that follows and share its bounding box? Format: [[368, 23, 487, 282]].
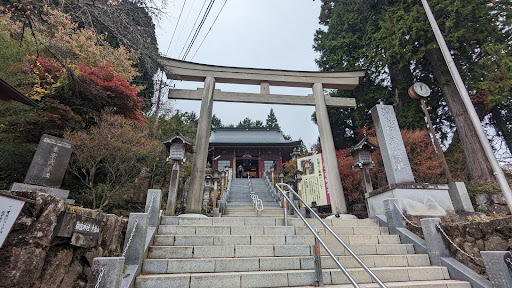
[[473, 193, 511, 215], [0, 191, 126, 288], [404, 212, 512, 276], [440, 215, 512, 275]]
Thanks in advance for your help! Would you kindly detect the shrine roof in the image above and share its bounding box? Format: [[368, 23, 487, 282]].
[[0, 78, 38, 107], [209, 128, 301, 146]]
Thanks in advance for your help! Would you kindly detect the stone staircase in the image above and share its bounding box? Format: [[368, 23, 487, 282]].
[[135, 216, 471, 288], [223, 178, 283, 217]]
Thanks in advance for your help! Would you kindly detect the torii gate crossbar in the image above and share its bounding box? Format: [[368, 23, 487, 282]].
[[160, 57, 365, 215]]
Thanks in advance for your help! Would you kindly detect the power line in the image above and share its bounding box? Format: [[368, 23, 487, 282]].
[[191, 0, 228, 61], [182, 0, 216, 60], [177, 0, 208, 59], [165, 0, 187, 56]]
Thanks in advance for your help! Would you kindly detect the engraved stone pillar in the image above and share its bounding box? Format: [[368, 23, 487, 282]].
[[186, 76, 215, 214], [371, 104, 415, 184], [313, 83, 347, 214]]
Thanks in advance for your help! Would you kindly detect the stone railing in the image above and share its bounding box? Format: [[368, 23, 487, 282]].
[[378, 198, 512, 288], [87, 189, 162, 288]]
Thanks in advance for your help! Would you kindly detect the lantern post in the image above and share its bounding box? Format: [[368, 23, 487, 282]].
[[162, 131, 192, 216]]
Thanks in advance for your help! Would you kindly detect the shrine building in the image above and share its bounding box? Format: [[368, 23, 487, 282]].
[[209, 128, 301, 178]]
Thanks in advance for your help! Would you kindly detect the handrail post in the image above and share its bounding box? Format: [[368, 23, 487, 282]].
[[283, 192, 288, 226], [313, 229, 324, 287], [481, 251, 512, 287], [419, 218, 450, 266], [87, 257, 125, 288]]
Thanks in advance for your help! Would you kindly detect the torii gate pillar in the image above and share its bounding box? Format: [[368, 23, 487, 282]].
[[313, 83, 347, 214], [185, 77, 215, 214]]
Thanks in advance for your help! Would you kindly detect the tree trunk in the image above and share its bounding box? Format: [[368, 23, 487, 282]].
[[425, 48, 493, 182]]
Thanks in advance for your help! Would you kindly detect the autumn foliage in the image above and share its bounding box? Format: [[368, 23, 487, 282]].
[[338, 128, 444, 200], [76, 64, 144, 122]]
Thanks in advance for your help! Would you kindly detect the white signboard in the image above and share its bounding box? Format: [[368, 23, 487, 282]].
[[0, 195, 25, 248], [297, 154, 330, 206]]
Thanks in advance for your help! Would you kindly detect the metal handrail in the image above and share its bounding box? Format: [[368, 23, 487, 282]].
[[276, 183, 387, 288], [249, 177, 264, 216]]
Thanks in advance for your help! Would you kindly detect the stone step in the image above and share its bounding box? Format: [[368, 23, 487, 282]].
[[153, 234, 401, 246], [135, 266, 452, 288], [222, 212, 284, 216], [142, 254, 430, 274], [157, 225, 389, 236], [147, 243, 414, 259], [159, 217, 380, 228], [281, 280, 471, 288], [227, 201, 278, 205], [223, 213, 285, 218]]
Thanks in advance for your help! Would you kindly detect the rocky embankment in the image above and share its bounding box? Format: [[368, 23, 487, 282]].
[[0, 191, 126, 288]]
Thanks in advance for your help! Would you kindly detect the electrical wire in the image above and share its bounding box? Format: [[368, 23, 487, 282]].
[[191, 0, 228, 61], [182, 0, 216, 60], [165, 0, 187, 56], [177, 0, 208, 59]]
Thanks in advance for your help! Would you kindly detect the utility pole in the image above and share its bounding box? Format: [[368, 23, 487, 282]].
[[420, 0, 512, 213], [153, 74, 170, 132]]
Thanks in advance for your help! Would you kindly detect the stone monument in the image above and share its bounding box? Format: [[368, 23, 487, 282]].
[[367, 104, 455, 217], [10, 134, 72, 200]]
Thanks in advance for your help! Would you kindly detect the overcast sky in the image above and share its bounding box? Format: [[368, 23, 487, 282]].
[[155, 0, 323, 148]]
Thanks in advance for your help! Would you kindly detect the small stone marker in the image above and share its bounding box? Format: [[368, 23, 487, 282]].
[[371, 104, 415, 185], [0, 195, 25, 248], [24, 134, 72, 188]]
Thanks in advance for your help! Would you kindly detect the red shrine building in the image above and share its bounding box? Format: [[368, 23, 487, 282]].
[[209, 128, 301, 178]]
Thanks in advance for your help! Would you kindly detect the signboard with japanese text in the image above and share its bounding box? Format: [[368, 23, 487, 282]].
[[297, 154, 330, 206], [0, 195, 25, 247]]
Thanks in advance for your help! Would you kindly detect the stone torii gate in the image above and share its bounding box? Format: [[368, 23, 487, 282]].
[[159, 57, 365, 215]]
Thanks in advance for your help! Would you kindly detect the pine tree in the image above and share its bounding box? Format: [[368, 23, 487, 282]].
[[211, 114, 223, 128], [265, 108, 279, 128]]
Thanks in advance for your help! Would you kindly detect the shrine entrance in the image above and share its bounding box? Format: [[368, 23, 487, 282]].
[[160, 57, 365, 215]]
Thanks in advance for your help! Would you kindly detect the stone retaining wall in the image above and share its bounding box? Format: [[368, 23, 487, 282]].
[[440, 215, 512, 275], [473, 193, 510, 215], [0, 191, 126, 288], [405, 213, 512, 276]]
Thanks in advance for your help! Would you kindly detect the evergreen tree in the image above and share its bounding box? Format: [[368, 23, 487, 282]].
[[265, 108, 279, 128], [211, 114, 223, 128], [313, 0, 509, 181]]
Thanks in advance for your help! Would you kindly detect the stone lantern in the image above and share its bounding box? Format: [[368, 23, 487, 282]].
[[290, 147, 301, 160], [212, 170, 220, 209], [344, 136, 378, 194], [162, 131, 192, 216], [203, 163, 213, 213], [220, 171, 226, 199]]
